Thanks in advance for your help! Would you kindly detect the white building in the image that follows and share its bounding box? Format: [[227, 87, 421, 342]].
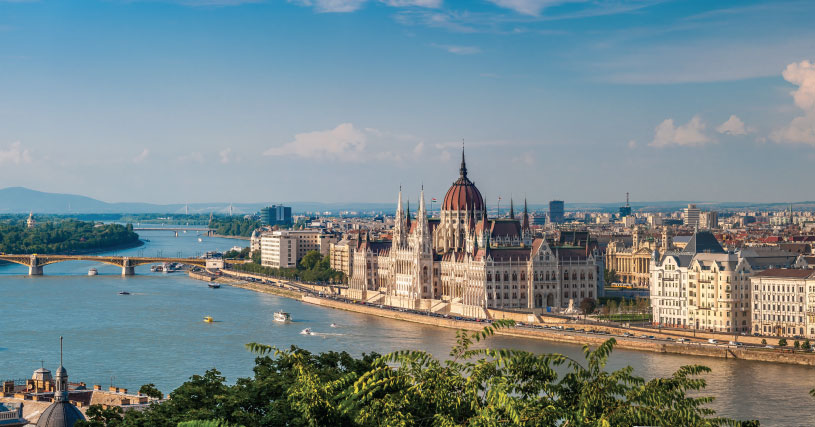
[[683, 204, 701, 228], [260, 229, 338, 269], [751, 269, 815, 338]]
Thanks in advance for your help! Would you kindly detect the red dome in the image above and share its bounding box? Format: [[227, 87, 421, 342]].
[[442, 150, 484, 212]]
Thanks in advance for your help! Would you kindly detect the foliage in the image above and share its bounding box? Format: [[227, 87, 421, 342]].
[[779, 338, 788, 347], [75, 405, 123, 427], [111, 321, 753, 427], [603, 268, 619, 285], [139, 383, 163, 400], [177, 421, 241, 427], [209, 218, 261, 238], [803, 340, 811, 350], [761, 339, 767, 346], [579, 297, 597, 315], [230, 250, 345, 283], [794, 340, 800, 350], [223, 247, 251, 260], [0, 219, 139, 254]]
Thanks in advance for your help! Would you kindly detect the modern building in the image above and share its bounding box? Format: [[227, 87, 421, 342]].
[[619, 192, 632, 218], [683, 204, 701, 228], [700, 211, 719, 229], [260, 205, 292, 227], [549, 200, 565, 224], [750, 269, 815, 338], [345, 150, 601, 319], [260, 229, 338, 269]]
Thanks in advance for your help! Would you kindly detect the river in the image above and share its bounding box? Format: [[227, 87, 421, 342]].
[[0, 228, 812, 426]]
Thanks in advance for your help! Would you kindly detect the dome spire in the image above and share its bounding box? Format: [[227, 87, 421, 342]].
[[459, 139, 467, 179]]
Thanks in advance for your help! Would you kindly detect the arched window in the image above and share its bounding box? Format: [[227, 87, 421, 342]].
[[545, 271, 550, 281], [504, 272, 509, 282], [512, 272, 518, 281], [520, 272, 526, 281], [487, 272, 492, 282]]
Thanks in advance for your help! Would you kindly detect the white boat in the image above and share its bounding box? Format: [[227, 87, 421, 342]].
[[300, 328, 313, 335], [274, 311, 291, 323], [330, 323, 337, 328], [198, 238, 203, 242], [88, 268, 98, 276]]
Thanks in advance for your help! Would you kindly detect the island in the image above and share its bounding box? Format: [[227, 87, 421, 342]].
[[0, 219, 140, 254]]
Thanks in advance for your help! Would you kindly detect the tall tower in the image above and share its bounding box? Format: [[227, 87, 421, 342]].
[[393, 187, 405, 247]]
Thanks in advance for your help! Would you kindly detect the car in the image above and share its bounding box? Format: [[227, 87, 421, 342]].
[[622, 332, 633, 337], [565, 327, 575, 332], [677, 338, 689, 343], [647, 336, 656, 340], [708, 339, 719, 344], [765, 345, 775, 349], [728, 341, 743, 347]]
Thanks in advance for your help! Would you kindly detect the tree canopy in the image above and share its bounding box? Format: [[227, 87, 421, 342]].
[[0, 219, 139, 254], [86, 320, 756, 427]]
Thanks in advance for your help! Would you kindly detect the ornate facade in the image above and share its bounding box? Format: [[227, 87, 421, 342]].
[[345, 150, 602, 318]]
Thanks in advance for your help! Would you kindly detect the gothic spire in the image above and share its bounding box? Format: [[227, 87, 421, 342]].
[[522, 198, 530, 231], [509, 198, 515, 219], [459, 140, 468, 179]]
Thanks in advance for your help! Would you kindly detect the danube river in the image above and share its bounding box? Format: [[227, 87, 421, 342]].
[[0, 229, 812, 425]]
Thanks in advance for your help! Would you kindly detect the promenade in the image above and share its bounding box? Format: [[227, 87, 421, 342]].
[[208, 268, 815, 366]]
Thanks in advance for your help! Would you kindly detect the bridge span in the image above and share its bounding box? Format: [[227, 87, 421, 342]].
[[133, 227, 214, 237], [0, 254, 210, 276]]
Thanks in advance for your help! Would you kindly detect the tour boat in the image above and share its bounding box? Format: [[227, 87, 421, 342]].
[[118, 291, 130, 295], [198, 238, 203, 242], [203, 316, 214, 323], [330, 323, 337, 328], [88, 268, 98, 276], [208, 283, 221, 289], [300, 328, 313, 335], [273, 311, 291, 323]]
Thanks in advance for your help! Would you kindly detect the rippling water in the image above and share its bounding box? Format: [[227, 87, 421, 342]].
[[0, 229, 813, 425]]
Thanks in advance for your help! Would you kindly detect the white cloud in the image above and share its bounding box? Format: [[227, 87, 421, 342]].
[[133, 149, 150, 163], [219, 148, 233, 163], [264, 123, 368, 162], [432, 43, 481, 55], [178, 152, 205, 163], [771, 60, 815, 145], [265, 123, 429, 163], [0, 141, 31, 165], [650, 116, 713, 148], [486, 0, 571, 16], [380, 0, 441, 7], [291, 0, 439, 13], [716, 114, 750, 135]]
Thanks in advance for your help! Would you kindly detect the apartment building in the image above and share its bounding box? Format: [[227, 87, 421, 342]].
[[750, 269, 815, 338], [260, 229, 338, 269]]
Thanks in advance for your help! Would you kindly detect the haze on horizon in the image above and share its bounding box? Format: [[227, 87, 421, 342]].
[[1, 0, 814, 206]]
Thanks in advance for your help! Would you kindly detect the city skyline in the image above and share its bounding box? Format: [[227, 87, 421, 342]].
[[1, 0, 814, 204]]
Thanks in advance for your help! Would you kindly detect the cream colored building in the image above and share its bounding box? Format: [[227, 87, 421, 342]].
[[750, 269, 815, 338], [260, 229, 338, 269], [605, 227, 671, 288]]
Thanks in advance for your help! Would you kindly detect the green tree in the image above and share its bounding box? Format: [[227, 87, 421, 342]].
[[604, 268, 619, 285], [803, 340, 811, 350], [75, 405, 123, 427], [607, 299, 618, 316], [761, 338, 767, 346], [794, 340, 801, 350], [139, 383, 163, 400], [579, 297, 597, 316], [779, 338, 788, 347]]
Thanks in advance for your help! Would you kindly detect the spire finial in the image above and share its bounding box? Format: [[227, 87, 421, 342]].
[[459, 139, 467, 179], [60, 336, 63, 367]]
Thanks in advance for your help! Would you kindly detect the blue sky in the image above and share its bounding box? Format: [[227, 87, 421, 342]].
[[1, 0, 814, 205]]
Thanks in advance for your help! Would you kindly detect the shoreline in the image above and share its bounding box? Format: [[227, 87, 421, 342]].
[[192, 272, 815, 366], [0, 239, 145, 266]]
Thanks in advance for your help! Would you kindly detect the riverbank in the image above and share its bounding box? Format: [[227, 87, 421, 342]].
[[189, 272, 815, 366], [210, 234, 250, 241]]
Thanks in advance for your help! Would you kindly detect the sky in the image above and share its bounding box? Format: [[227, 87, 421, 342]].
[[1, 0, 814, 205]]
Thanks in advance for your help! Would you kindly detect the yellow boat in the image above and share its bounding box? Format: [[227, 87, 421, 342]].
[[203, 316, 214, 323]]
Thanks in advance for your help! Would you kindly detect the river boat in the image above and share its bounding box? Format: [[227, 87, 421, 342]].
[[118, 291, 130, 295], [203, 316, 214, 323], [208, 283, 221, 289], [88, 268, 98, 276], [330, 323, 337, 328], [274, 311, 291, 323], [198, 238, 203, 242], [300, 328, 313, 335], [151, 265, 162, 272]]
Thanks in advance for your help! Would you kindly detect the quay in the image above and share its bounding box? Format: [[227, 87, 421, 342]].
[[208, 268, 815, 367]]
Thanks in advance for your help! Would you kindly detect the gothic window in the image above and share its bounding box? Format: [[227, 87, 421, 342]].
[[563, 270, 568, 280], [589, 272, 593, 280], [572, 272, 577, 280], [487, 272, 492, 282], [534, 272, 538, 281], [504, 272, 509, 282], [495, 274, 501, 282], [512, 272, 517, 281], [520, 272, 526, 281], [580, 272, 585, 280], [545, 271, 550, 281]]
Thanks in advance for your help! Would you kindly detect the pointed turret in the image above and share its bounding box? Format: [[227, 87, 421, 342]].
[[522, 198, 530, 231], [54, 336, 68, 402], [405, 200, 412, 231], [509, 198, 515, 219], [459, 142, 468, 179]]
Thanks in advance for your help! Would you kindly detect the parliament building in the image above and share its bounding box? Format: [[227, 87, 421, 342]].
[[342, 150, 602, 319]]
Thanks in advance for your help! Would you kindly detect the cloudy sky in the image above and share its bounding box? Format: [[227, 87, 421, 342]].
[[1, 0, 814, 205]]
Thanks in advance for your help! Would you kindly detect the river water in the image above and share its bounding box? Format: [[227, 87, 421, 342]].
[[0, 228, 812, 426]]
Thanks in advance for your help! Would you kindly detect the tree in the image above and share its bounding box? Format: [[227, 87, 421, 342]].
[[118, 321, 754, 426], [795, 340, 801, 350], [139, 383, 163, 400], [779, 338, 788, 347], [607, 299, 618, 316], [803, 340, 811, 350], [75, 405, 123, 427], [604, 268, 619, 285], [761, 339, 767, 346], [579, 297, 597, 316]]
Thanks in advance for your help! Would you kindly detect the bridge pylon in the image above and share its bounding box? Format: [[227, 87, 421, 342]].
[[29, 255, 43, 276], [122, 257, 135, 276]]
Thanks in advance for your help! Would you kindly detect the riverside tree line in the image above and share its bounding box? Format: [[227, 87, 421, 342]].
[[0, 219, 139, 254], [75, 321, 759, 427]]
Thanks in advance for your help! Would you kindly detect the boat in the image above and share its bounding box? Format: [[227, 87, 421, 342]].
[[208, 283, 221, 289], [300, 328, 313, 335], [198, 238, 203, 242], [330, 323, 337, 328], [88, 268, 98, 276], [203, 316, 214, 323], [273, 311, 291, 323], [118, 291, 130, 295]]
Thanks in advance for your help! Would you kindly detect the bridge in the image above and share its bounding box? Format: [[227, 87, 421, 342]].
[[0, 254, 209, 276], [133, 227, 214, 237]]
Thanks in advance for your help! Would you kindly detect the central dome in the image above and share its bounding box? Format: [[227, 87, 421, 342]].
[[442, 149, 484, 212]]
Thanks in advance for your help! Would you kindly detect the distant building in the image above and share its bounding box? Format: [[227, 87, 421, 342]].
[[683, 204, 701, 228], [700, 211, 718, 229], [26, 212, 36, 228], [260, 229, 338, 269], [549, 200, 564, 224], [260, 205, 292, 227], [750, 269, 815, 338]]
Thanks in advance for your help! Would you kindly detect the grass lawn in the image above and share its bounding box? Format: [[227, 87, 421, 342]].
[[597, 313, 652, 322]]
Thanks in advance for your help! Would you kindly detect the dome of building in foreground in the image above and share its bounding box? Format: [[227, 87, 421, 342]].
[[441, 149, 484, 213], [37, 337, 85, 427]]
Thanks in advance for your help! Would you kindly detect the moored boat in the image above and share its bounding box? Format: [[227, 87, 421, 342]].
[[203, 316, 214, 323], [88, 268, 98, 276], [208, 283, 221, 289]]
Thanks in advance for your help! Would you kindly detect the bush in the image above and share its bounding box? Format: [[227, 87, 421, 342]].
[[761, 339, 767, 345], [779, 338, 788, 347], [794, 340, 800, 350], [803, 340, 811, 350]]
